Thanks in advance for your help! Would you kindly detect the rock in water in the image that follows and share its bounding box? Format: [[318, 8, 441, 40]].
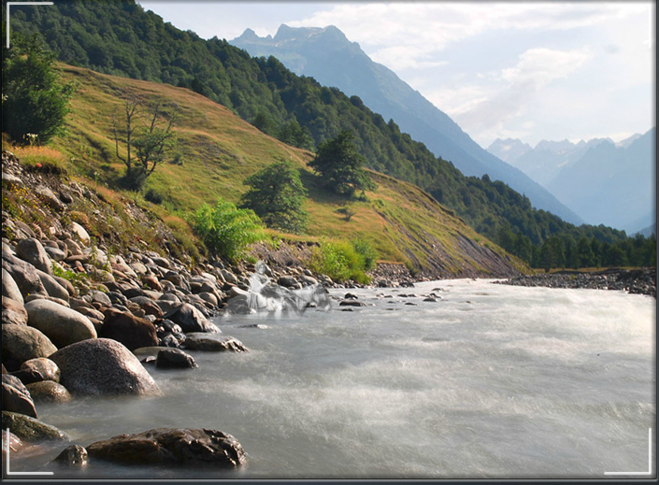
[[167, 303, 220, 333], [2, 411, 69, 442], [52, 444, 88, 468], [183, 333, 248, 352], [155, 349, 198, 369], [49, 338, 162, 397], [86, 428, 246, 467]]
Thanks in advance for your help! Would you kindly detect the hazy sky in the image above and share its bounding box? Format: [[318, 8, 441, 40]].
[[138, 1, 655, 148]]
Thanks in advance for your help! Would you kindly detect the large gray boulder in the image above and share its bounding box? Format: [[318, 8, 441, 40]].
[[2, 296, 27, 325], [2, 374, 37, 418], [15, 238, 52, 275], [49, 338, 162, 397], [2, 268, 24, 304], [168, 303, 220, 334], [25, 299, 96, 348], [2, 324, 58, 368], [86, 428, 246, 467]]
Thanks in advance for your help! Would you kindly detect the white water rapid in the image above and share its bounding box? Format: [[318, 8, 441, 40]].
[[9, 279, 656, 480]]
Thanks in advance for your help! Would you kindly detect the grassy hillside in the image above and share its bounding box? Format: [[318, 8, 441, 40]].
[[40, 64, 525, 277], [6, 0, 632, 269]]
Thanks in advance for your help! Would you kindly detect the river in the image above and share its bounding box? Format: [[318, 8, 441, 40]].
[[8, 279, 656, 479]]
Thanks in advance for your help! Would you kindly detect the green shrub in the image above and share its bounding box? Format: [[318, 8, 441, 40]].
[[192, 198, 265, 262], [309, 239, 372, 284], [351, 237, 378, 271], [144, 188, 164, 205]]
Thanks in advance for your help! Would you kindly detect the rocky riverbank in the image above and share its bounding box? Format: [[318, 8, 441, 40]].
[[1, 148, 430, 473], [495, 268, 656, 298]]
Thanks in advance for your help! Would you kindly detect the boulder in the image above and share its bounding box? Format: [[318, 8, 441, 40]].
[[100, 308, 159, 351], [183, 333, 248, 353], [70, 221, 90, 245], [15, 238, 52, 275], [168, 303, 220, 334], [49, 338, 162, 397], [2, 268, 24, 304], [141, 274, 162, 291], [277, 276, 299, 289], [339, 300, 366, 307], [86, 428, 246, 467], [129, 296, 164, 318], [25, 299, 97, 348], [36, 185, 64, 212], [2, 296, 28, 325], [35, 269, 70, 302], [2, 252, 48, 299], [2, 374, 37, 418], [90, 290, 112, 307], [2, 411, 69, 442], [155, 349, 198, 369], [26, 381, 72, 403], [19, 358, 60, 383], [45, 246, 67, 262], [52, 444, 88, 468], [2, 324, 58, 368]]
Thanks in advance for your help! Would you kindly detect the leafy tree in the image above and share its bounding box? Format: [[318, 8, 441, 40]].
[[309, 130, 375, 196], [239, 160, 308, 234], [278, 119, 314, 151], [192, 198, 264, 262], [2, 34, 75, 144], [112, 97, 177, 190]]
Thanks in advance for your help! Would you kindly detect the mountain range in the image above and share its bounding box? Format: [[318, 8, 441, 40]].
[[231, 25, 583, 225], [488, 130, 656, 233]]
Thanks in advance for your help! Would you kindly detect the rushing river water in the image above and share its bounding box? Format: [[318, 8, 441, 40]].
[[8, 279, 656, 480]]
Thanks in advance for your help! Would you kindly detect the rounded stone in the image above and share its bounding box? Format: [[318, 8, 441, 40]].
[[49, 338, 162, 397], [26, 380, 72, 403], [2, 296, 28, 325], [15, 238, 52, 275], [20, 358, 61, 383], [2, 324, 58, 367], [2, 268, 24, 304], [2, 374, 37, 418], [25, 299, 97, 348]]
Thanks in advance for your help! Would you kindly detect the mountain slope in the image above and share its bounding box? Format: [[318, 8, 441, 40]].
[[489, 130, 656, 233], [7, 0, 630, 265], [231, 24, 584, 225], [52, 64, 525, 278], [546, 129, 656, 233]]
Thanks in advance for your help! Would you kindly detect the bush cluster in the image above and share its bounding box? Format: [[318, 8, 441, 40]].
[[309, 238, 379, 284]]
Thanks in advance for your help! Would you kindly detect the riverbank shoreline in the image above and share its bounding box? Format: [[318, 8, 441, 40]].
[[495, 268, 656, 298]]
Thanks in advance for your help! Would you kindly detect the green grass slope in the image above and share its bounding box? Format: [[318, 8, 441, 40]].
[[51, 64, 526, 277]]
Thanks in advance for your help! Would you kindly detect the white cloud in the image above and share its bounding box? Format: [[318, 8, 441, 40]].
[[499, 47, 592, 86], [287, 2, 645, 70]]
